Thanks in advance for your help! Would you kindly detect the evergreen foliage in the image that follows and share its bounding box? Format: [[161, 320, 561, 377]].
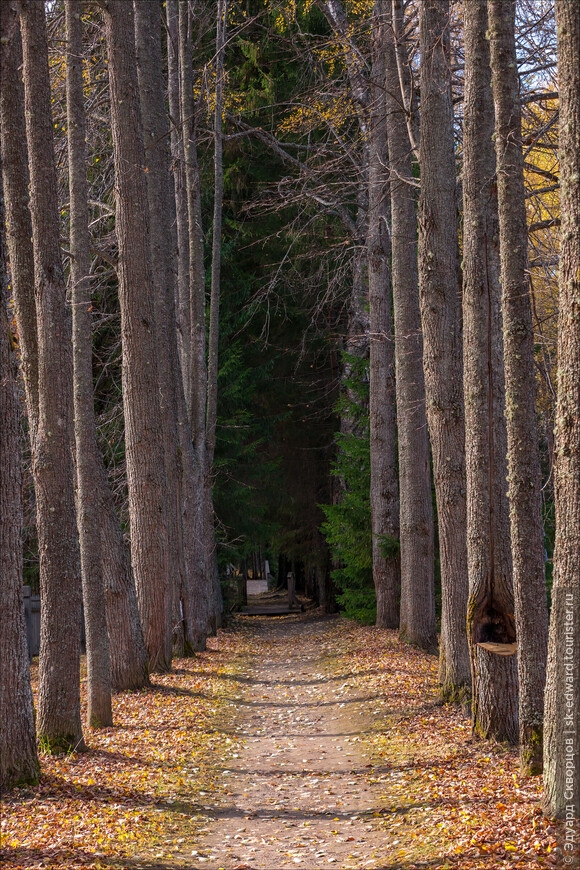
[[321, 354, 376, 624]]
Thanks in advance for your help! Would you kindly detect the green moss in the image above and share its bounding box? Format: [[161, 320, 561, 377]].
[[439, 681, 471, 706], [39, 733, 82, 755], [521, 726, 543, 776]]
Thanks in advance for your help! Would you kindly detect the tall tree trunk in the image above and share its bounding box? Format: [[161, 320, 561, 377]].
[[134, 0, 181, 654], [368, 0, 399, 630], [167, 0, 191, 408], [543, 0, 580, 819], [418, 0, 470, 700], [206, 0, 226, 473], [179, 0, 207, 455], [203, 0, 228, 633], [20, 0, 85, 752], [0, 4, 38, 442], [65, 0, 112, 729], [99, 463, 149, 690], [102, 0, 171, 673], [489, 0, 549, 772], [179, 0, 216, 635], [134, 0, 207, 654], [462, 0, 518, 744], [385, 0, 436, 651], [0, 162, 40, 792]]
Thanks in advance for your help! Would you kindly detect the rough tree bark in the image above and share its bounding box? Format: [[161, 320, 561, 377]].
[[134, 0, 207, 654], [167, 0, 191, 407], [462, 0, 518, 744], [20, 0, 85, 752], [0, 163, 40, 792], [134, 0, 182, 652], [102, 0, 171, 673], [385, 0, 436, 650], [418, 0, 471, 700], [0, 2, 38, 442], [368, 0, 400, 630], [179, 0, 216, 636], [98, 463, 149, 691], [489, 0, 549, 772], [203, 0, 228, 633], [543, 0, 580, 819], [65, 0, 112, 729]]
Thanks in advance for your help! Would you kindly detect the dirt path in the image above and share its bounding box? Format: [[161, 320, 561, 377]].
[[188, 613, 398, 869]]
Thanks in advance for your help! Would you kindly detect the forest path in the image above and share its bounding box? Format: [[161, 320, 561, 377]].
[[189, 612, 409, 869]]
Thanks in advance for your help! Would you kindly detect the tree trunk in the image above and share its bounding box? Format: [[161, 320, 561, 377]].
[[204, 0, 228, 633], [179, 0, 207, 454], [134, 0, 182, 654], [0, 3, 38, 442], [166, 0, 191, 408], [179, 0, 217, 636], [489, 0, 549, 772], [418, 0, 470, 700], [0, 160, 39, 792], [20, 0, 85, 752], [462, 0, 518, 744], [385, 0, 436, 651], [102, 0, 171, 673], [368, 1, 399, 630], [65, 0, 112, 729], [98, 462, 149, 691], [135, 0, 207, 654], [543, 0, 580, 819]]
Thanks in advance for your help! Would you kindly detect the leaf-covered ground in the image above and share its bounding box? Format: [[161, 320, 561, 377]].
[[0, 611, 572, 869]]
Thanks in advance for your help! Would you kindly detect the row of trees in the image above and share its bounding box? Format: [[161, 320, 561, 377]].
[[0, 0, 578, 823], [1, 0, 226, 776]]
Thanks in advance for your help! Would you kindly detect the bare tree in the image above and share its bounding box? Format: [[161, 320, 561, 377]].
[[489, 0, 549, 773], [368, 0, 400, 630], [179, 0, 215, 636], [0, 158, 39, 791], [20, 0, 85, 752], [543, 0, 580, 818], [135, 0, 207, 653], [462, 0, 518, 744], [134, 0, 182, 653], [0, 2, 38, 442], [65, 0, 112, 729], [386, 0, 436, 650], [204, 0, 228, 633], [167, 0, 191, 408], [102, 0, 172, 673], [418, 0, 470, 699]]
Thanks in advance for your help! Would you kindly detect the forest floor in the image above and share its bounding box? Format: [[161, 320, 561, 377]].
[[1, 607, 572, 870]]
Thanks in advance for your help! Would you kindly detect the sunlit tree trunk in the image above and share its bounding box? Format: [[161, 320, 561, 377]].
[[135, 0, 207, 654], [368, 0, 399, 630], [463, 0, 518, 744], [489, 0, 549, 772], [65, 0, 112, 729], [102, 0, 171, 673], [20, 0, 85, 752], [418, 0, 470, 700], [0, 5, 38, 443], [0, 157, 39, 791], [385, 0, 436, 650], [543, 0, 580, 817], [134, 0, 181, 653]]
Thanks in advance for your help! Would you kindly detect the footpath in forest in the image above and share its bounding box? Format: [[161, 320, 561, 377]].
[[1, 608, 569, 870]]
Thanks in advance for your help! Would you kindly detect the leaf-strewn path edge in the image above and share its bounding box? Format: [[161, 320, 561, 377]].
[[1, 611, 569, 869]]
